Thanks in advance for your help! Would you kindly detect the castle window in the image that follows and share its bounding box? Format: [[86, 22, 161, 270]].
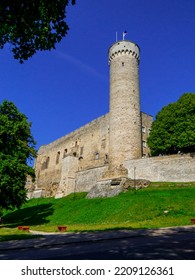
[[142, 141, 147, 148], [104, 154, 109, 163], [95, 152, 99, 160], [122, 62, 124, 66], [73, 152, 77, 157], [46, 157, 50, 169], [56, 151, 60, 164], [63, 149, 68, 158], [142, 126, 146, 133], [41, 156, 50, 170]]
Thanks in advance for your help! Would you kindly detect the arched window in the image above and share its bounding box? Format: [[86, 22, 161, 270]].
[[46, 157, 50, 169], [104, 154, 109, 163], [63, 149, 68, 158], [95, 152, 99, 160], [56, 151, 60, 164]]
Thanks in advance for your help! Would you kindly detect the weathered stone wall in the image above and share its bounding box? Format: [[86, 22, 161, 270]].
[[141, 112, 153, 157], [124, 153, 195, 182], [35, 114, 109, 196], [32, 109, 152, 197], [56, 155, 79, 198], [75, 165, 109, 193]]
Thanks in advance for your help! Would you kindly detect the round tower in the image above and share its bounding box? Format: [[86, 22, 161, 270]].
[[108, 40, 142, 168]]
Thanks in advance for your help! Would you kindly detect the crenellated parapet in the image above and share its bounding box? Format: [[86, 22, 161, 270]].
[[108, 40, 140, 64]]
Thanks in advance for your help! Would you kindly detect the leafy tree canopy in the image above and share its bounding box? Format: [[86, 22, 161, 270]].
[[0, 101, 36, 212], [147, 93, 195, 156], [0, 0, 76, 63]]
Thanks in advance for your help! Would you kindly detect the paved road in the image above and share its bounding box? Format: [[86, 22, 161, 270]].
[[0, 226, 195, 260]]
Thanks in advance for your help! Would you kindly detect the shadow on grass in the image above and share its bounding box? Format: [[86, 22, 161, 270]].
[[2, 203, 54, 227]]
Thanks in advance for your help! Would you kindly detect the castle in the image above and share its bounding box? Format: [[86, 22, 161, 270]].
[[28, 39, 195, 198]]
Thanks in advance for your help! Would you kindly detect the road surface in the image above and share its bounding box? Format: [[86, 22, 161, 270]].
[[0, 228, 195, 260]]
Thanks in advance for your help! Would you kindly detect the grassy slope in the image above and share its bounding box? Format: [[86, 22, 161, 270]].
[[2, 182, 195, 233]]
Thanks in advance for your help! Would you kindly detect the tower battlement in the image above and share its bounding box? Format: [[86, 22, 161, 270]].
[[108, 40, 140, 64]]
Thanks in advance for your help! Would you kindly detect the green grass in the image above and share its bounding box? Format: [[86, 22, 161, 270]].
[[0, 227, 43, 242], [1, 182, 195, 241]]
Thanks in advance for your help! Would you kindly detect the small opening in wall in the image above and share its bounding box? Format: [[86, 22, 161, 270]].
[[95, 152, 99, 160], [122, 62, 124, 66], [46, 157, 50, 169], [104, 154, 109, 163], [63, 149, 68, 158], [142, 126, 146, 133], [56, 152, 60, 164], [73, 152, 77, 157], [142, 141, 147, 148]]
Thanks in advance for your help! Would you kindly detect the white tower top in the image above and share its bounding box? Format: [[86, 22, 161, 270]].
[[108, 40, 140, 64]]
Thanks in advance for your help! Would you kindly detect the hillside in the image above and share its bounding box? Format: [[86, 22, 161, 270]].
[[3, 182, 195, 233]]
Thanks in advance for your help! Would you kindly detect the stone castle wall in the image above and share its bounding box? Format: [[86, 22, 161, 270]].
[[124, 153, 195, 182], [75, 165, 109, 193], [35, 114, 110, 196], [34, 111, 151, 197], [141, 112, 153, 157]]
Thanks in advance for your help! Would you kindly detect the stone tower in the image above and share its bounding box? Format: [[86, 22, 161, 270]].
[[108, 40, 142, 169]]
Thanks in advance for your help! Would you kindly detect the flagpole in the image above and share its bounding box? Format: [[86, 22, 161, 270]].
[[122, 31, 128, 40], [116, 32, 118, 42]]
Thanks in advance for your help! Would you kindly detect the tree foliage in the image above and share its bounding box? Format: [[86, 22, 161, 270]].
[[0, 0, 76, 63], [147, 93, 195, 156], [0, 101, 36, 211]]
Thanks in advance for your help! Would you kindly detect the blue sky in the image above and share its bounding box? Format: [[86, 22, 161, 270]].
[[1, 0, 195, 150]]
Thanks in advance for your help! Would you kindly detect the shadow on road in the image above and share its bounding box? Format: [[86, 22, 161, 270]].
[[0, 227, 195, 260]]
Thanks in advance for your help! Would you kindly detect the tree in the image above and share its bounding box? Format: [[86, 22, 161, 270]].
[[0, 0, 76, 63], [147, 93, 195, 156], [0, 101, 36, 213]]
